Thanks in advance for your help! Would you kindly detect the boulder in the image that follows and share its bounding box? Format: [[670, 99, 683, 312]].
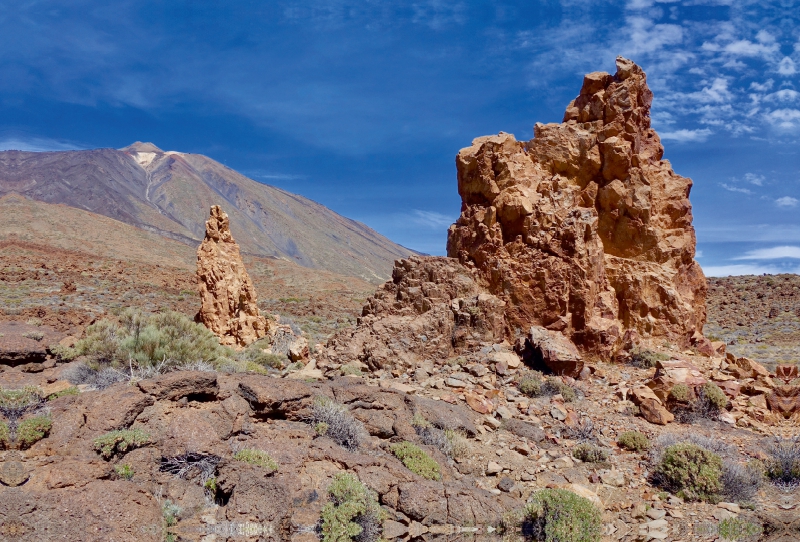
[[446, 57, 706, 355], [195, 205, 270, 347], [517, 326, 583, 377]]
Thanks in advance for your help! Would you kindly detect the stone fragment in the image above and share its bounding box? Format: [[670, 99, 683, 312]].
[[383, 520, 408, 539], [486, 461, 503, 475], [497, 477, 515, 492], [600, 470, 625, 487]]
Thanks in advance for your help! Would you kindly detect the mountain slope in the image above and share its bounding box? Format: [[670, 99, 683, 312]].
[[0, 142, 413, 282]]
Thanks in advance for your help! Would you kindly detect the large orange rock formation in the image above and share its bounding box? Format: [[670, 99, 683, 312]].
[[196, 205, 269, 347], [447, 57, 706, 355]]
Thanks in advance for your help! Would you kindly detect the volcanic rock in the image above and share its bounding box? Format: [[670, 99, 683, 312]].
[[195, 205, 270, 347], [516, 326, 584, 377], [446, 57, 706, 356]]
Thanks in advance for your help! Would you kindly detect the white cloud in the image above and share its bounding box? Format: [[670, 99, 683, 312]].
[[750, 80, 774, 92], [0, 136, 85, 152], [720, 183, 752, 195], [734, 246, 800, 260], [688, 78, 732, 104], [776, 196, 799, 207], [766, 89, 800, 102], [744, 173, 764, 186], [660, 128, 712, 142], [764, 108, 800, 130], [778, 57, 797, 76], [702, 263, 800, 277], [695, 250, 703, 258], [411, 210, 454, 228]]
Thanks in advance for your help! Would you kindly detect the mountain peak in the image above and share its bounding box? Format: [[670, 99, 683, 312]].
[[121, 141, 163, 153]]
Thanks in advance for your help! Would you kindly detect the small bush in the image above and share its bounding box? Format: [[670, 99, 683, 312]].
[[390, 441, 441, 480], [46, 386, 79, 400], [0, 421, 8, 447], [315, 422, 330, 436], [22, 331, 44, 342], [115, 463, 134, 480], [26, 317, 42, 327], [233, 448, 278, 472], [654, 443, 723, 501], [572, 443, 609, 463], [411, 413, 430, 428], [160, 453, 220, 486], [518, 372, 543, 397], [0, 386, 42, 411], [321, 472, 385, 542], [204, 477, 217, 494], [718, 517, 762, 541], [765, 438, 800, 487], [523, 488, 602, 542], [310, 397, 367, 451], [700, 382, 728, 410], [618, 431, 649, 452], [237, 339, 284, 369], [669, 384, 691, 402], [16, 415, 52, 447], [630, 347, 670, 369], [63, 364, 128, 390], [444, 429, 471, 460], [162, 499, 181, 527], [544, 377, 576, 402], [340, 364, 363, 376], [721, 460, 763, 503], [565, 418, 595, 442], [93, 428, 150, 458]]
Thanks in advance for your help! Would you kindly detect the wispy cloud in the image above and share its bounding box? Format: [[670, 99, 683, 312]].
[[411, 210, 454, 229], [743, 173, 764, 186], [776, 196, 799, 207], [660, 128, 713, 142], [0, 136, 85, 152], [734, 246, 800, 260], [720, 183, 752, 195]]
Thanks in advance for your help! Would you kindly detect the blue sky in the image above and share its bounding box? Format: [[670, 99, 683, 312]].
[[1, 1, 799, 276]]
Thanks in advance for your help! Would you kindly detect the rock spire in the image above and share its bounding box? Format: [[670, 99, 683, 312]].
[[196, 205, 269, 347]]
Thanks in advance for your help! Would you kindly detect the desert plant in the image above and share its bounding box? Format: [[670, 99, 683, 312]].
[[340, 364, 363, 376], [544, 377, 577, 402], [572, 443, 609, 463], [16, 415, 52, 448], [565, 418, 596, 442], [522, 488, 602, 542], [62, 363, 127, 390], [669, 384, 691, 403], [309, 396, 367, 451], [25, 317, 42, 326], [237, 339, 285, 370], [764, 437, 800, 487], [233, 448, 278, 472], [115, 463, 134, 480], [718, 517, 762, 541], [699, 382, 728, 411], [518, 372, 543, 397], [721, 460, 763, 503], [518, 372, 577, 402], [630, 347, 670, 369], [203, 477, 217, 494], [162, 499, 181, 527], [46, 386, 79, 400], [160, 453, 220, 487], [93, 428, 151, 458], [0, 421, 8, 447], [618, 431, 650, 452], [654, 443, 723, 501], [390, 441, 441, 480], [444, 429, 471, 460], [320, 472, 385, 542], [22, 331, 44, 342]]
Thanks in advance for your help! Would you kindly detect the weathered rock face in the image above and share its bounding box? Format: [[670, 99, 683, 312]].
[[322, 256, 505, 370], [447, 57, 706, 356], [196, 206, 269, 347]]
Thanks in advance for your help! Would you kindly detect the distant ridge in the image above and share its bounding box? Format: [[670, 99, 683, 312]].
[[0, 143, 415, 282]]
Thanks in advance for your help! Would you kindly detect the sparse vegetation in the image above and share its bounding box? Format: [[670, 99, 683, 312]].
[[390, 441, 441, 480], [654, 443, 723, 502], [320, 472, 385, 542], [718, 517, 762, 541], [16, 415, 52, 447], [517, 371, 577, 402], [23, 330, 44, 341], [669, 383, 691, 403], [160, 453, 221, 489], [233, 448, 278, 472], [237, 338, 285, 370], [340, 364, 363, 376], [26, 317, 42, 326], [413, 413, 471, 460], [309, 396, 367, 451], [630, 347, 670, 368], [93, 428, 151, 458], [521, 488, 602, 542], [618, 431, 649, 452], [721, 460, 763, 503], [0, 421, 8, 447], [114, 463, 134, 480], [572, 443, 609, 463], [764, 437, 800, 487], [700, 382, 728, 411], [162, 499, 181, 527], [46, 386, 80, 400], [518, 372, 543, 397]]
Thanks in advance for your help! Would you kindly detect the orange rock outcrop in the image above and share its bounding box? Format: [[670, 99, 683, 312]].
[[447, 57, 706, 356], [196, 205, 269, 347]]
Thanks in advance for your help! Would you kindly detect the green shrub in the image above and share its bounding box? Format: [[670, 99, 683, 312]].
[[618, 431, 650, 452], [237, 339, 284, 369], [544, 377, 576, 402], [630, 347, 670, 368], [321, 472, 386, 542], [162, 499, 181, 527], [765, 438, 800, 486], [572, 443, 609, 463], [115, 463, 134, 480], [655, 443, 723, 501], [233, 448, 278, 472], [23, 331, 44, 341], [0, 386, 42, 409], [669, 383, 691, 402], [0, 421, 8, 447], [700, 382, 728, 410], [518, 372, 544, 397], [16, 415, 52, 447], [73, 309, 233, 370], [444, 429, 471, 460], [390, 441, 441, 480], [93, 428, 151, 458], [26, 317, 42, 327], [315, 422, 330, 436], [46, 386, 80, 400], [310, 396, 367, 451], [718, 517, 762, 541], [523, 488, 602, 542], [340, 364, 363, 376], [204, 477, 217, 493], [411, 413, 431, 428]]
